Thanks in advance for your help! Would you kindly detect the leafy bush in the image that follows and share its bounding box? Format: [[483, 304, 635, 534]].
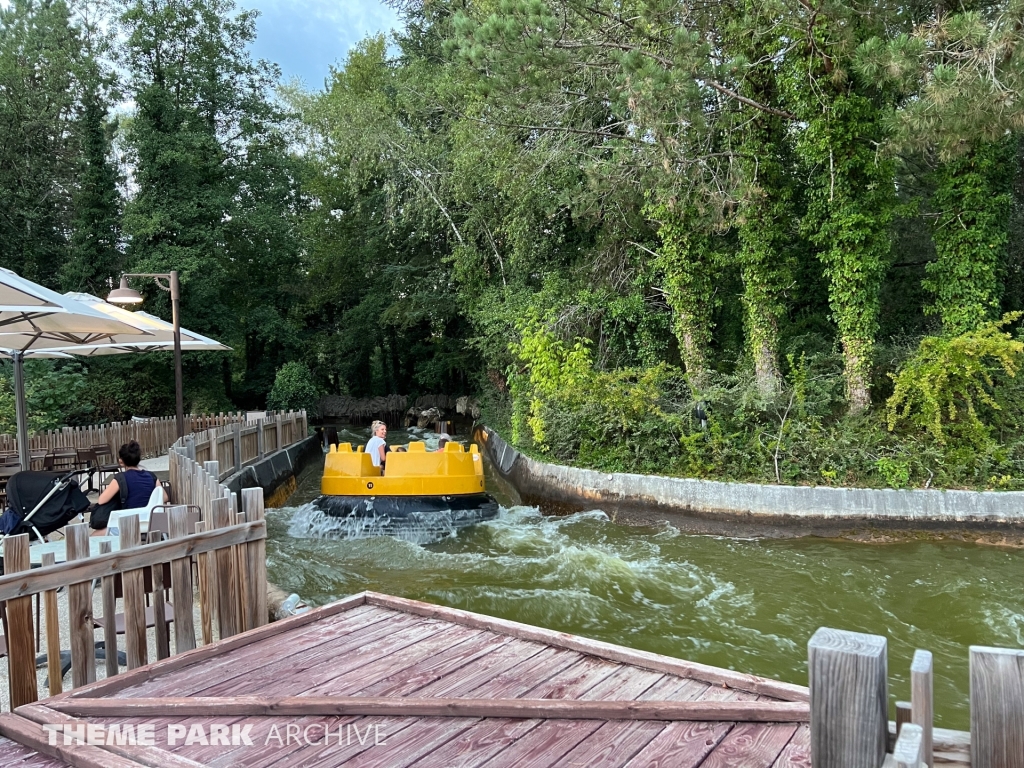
[[886, 313, 1024, 444], [506, 320, 1024, 490], [267, 362, 322, 415], [0, 360, 94, 433]]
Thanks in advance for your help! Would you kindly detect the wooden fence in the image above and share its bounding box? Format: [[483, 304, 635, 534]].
[[169, 410, 308, 484], [0, 496, 266, 712], [0, 413, 248, 461], [809, 625, 1018, 768], [0, 408, 310, 713]]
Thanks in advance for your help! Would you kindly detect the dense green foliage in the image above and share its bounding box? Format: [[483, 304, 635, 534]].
[[267, 362, 321, 415], [4, 0, 1024, 488]]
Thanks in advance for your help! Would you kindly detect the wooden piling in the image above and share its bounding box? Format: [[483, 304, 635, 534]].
[[4, 535, 36, 708], [971, 645, 1024, 768], [118, 515, 147, 670], [40, 552, 62, 696], [66, 524, 95, 688], [808, 627, 888, 768], [911, 649, 933, 767]]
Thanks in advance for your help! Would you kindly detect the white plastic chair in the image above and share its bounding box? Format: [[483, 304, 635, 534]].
[[106, 486, 166, 537]]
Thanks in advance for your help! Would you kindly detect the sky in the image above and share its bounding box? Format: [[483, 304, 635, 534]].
[[246, 0, 402, 90]]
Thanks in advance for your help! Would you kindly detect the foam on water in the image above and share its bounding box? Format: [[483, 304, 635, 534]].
[[286, 500, 470, 545]]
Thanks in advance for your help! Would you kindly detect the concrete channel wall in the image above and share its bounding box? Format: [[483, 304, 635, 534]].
[[222, 435, 321, 505], [474, 426, 1024, 527]]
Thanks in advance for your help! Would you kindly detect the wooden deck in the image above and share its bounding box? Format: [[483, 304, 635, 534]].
[[0, 591, 815, 767]]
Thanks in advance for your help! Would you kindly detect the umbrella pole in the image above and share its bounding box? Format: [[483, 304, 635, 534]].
[[12, 350, 30, 470]]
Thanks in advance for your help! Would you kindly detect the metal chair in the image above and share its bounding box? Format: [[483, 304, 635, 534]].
[[93, 561, 175, 636], [28, 449, 46, 471], [89, 444, 119, 485], [75, 448, 100, 492], [42, 447, 77, 473]]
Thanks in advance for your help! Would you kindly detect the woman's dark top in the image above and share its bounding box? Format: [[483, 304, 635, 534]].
[[122, 469, 158, 508]]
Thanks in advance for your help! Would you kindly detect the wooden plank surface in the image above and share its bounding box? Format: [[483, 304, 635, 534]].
[[0, 734, 67, 767], [105, 599, 383, 700], [772, 724, 811, 767], [49, 696, 808, 722], [15, 704, 205, 768], [701, 723, 799, 768], [619, 682, 755, 767], [499, 667, 710, 768], [403, 661, 676, 768], [196, 619, 457, 700], [0, 712, 146, 768], [366, 592, 809, 703], [270, 633, 602, 768], [4, 535, 37, 708]]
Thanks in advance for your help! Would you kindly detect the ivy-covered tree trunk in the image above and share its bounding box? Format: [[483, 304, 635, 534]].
[[735, 89, 793, 394], [798, 92, 897, 412], [926, 138, 1016, 335], [726, 2, 794, 397], [651, 209, 716, 382]]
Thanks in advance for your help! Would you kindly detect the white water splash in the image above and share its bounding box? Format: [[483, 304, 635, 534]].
[[286, 502, 468, 545]]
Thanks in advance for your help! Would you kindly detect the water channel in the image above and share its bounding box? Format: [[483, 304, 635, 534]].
[[265, 428, 1023, 731]]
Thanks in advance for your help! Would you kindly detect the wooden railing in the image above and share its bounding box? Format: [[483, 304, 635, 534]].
[[0, 413, 250, 461], [0, 492, 267, 712], [172, 410, 308, 483], [808, 625, 1015, 767]]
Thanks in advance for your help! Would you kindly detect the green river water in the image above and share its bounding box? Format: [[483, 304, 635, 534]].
[[265, 429, 1023, 731]]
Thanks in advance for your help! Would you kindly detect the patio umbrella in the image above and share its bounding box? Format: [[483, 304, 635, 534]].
[[8, 302, 231, 356], [0, 271, 150, 468], [1, 299, 230, 462]]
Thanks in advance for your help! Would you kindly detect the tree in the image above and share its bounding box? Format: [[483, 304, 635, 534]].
[[118, 0, 303, 408], [0, 0, 86, 287]]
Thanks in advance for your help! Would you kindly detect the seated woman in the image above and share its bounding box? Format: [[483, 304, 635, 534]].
[[366, 421, 388, 474], [89, 440, 169, 534]]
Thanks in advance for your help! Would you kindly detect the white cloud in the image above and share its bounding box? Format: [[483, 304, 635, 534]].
[[246, 0, 402, 89]]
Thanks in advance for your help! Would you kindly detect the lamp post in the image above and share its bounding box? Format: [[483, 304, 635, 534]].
[[108, 271, 185, 438]]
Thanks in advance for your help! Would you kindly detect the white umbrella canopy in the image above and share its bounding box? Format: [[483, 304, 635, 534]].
[[0, 271, 151, 343], [8, 304, 231, 356], [0, 273, 150, 468]]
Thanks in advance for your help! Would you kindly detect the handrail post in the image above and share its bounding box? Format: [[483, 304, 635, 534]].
[[971, 646, 1024, 768], [910, 650, 933, 767], [233, 421, 242, 473], [808, 627, 888, 768]]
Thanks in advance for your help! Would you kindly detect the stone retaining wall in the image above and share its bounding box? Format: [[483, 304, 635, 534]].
[[474, 426, 1024, 526]]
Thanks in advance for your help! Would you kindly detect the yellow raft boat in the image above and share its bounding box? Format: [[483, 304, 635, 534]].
[[313, 441, 498, 536]]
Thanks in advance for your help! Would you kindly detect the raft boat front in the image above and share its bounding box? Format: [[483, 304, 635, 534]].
[[311, 440, 498, 539]]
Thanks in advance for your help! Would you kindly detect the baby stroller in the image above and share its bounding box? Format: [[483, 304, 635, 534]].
[[0, 470, 90, 544]]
